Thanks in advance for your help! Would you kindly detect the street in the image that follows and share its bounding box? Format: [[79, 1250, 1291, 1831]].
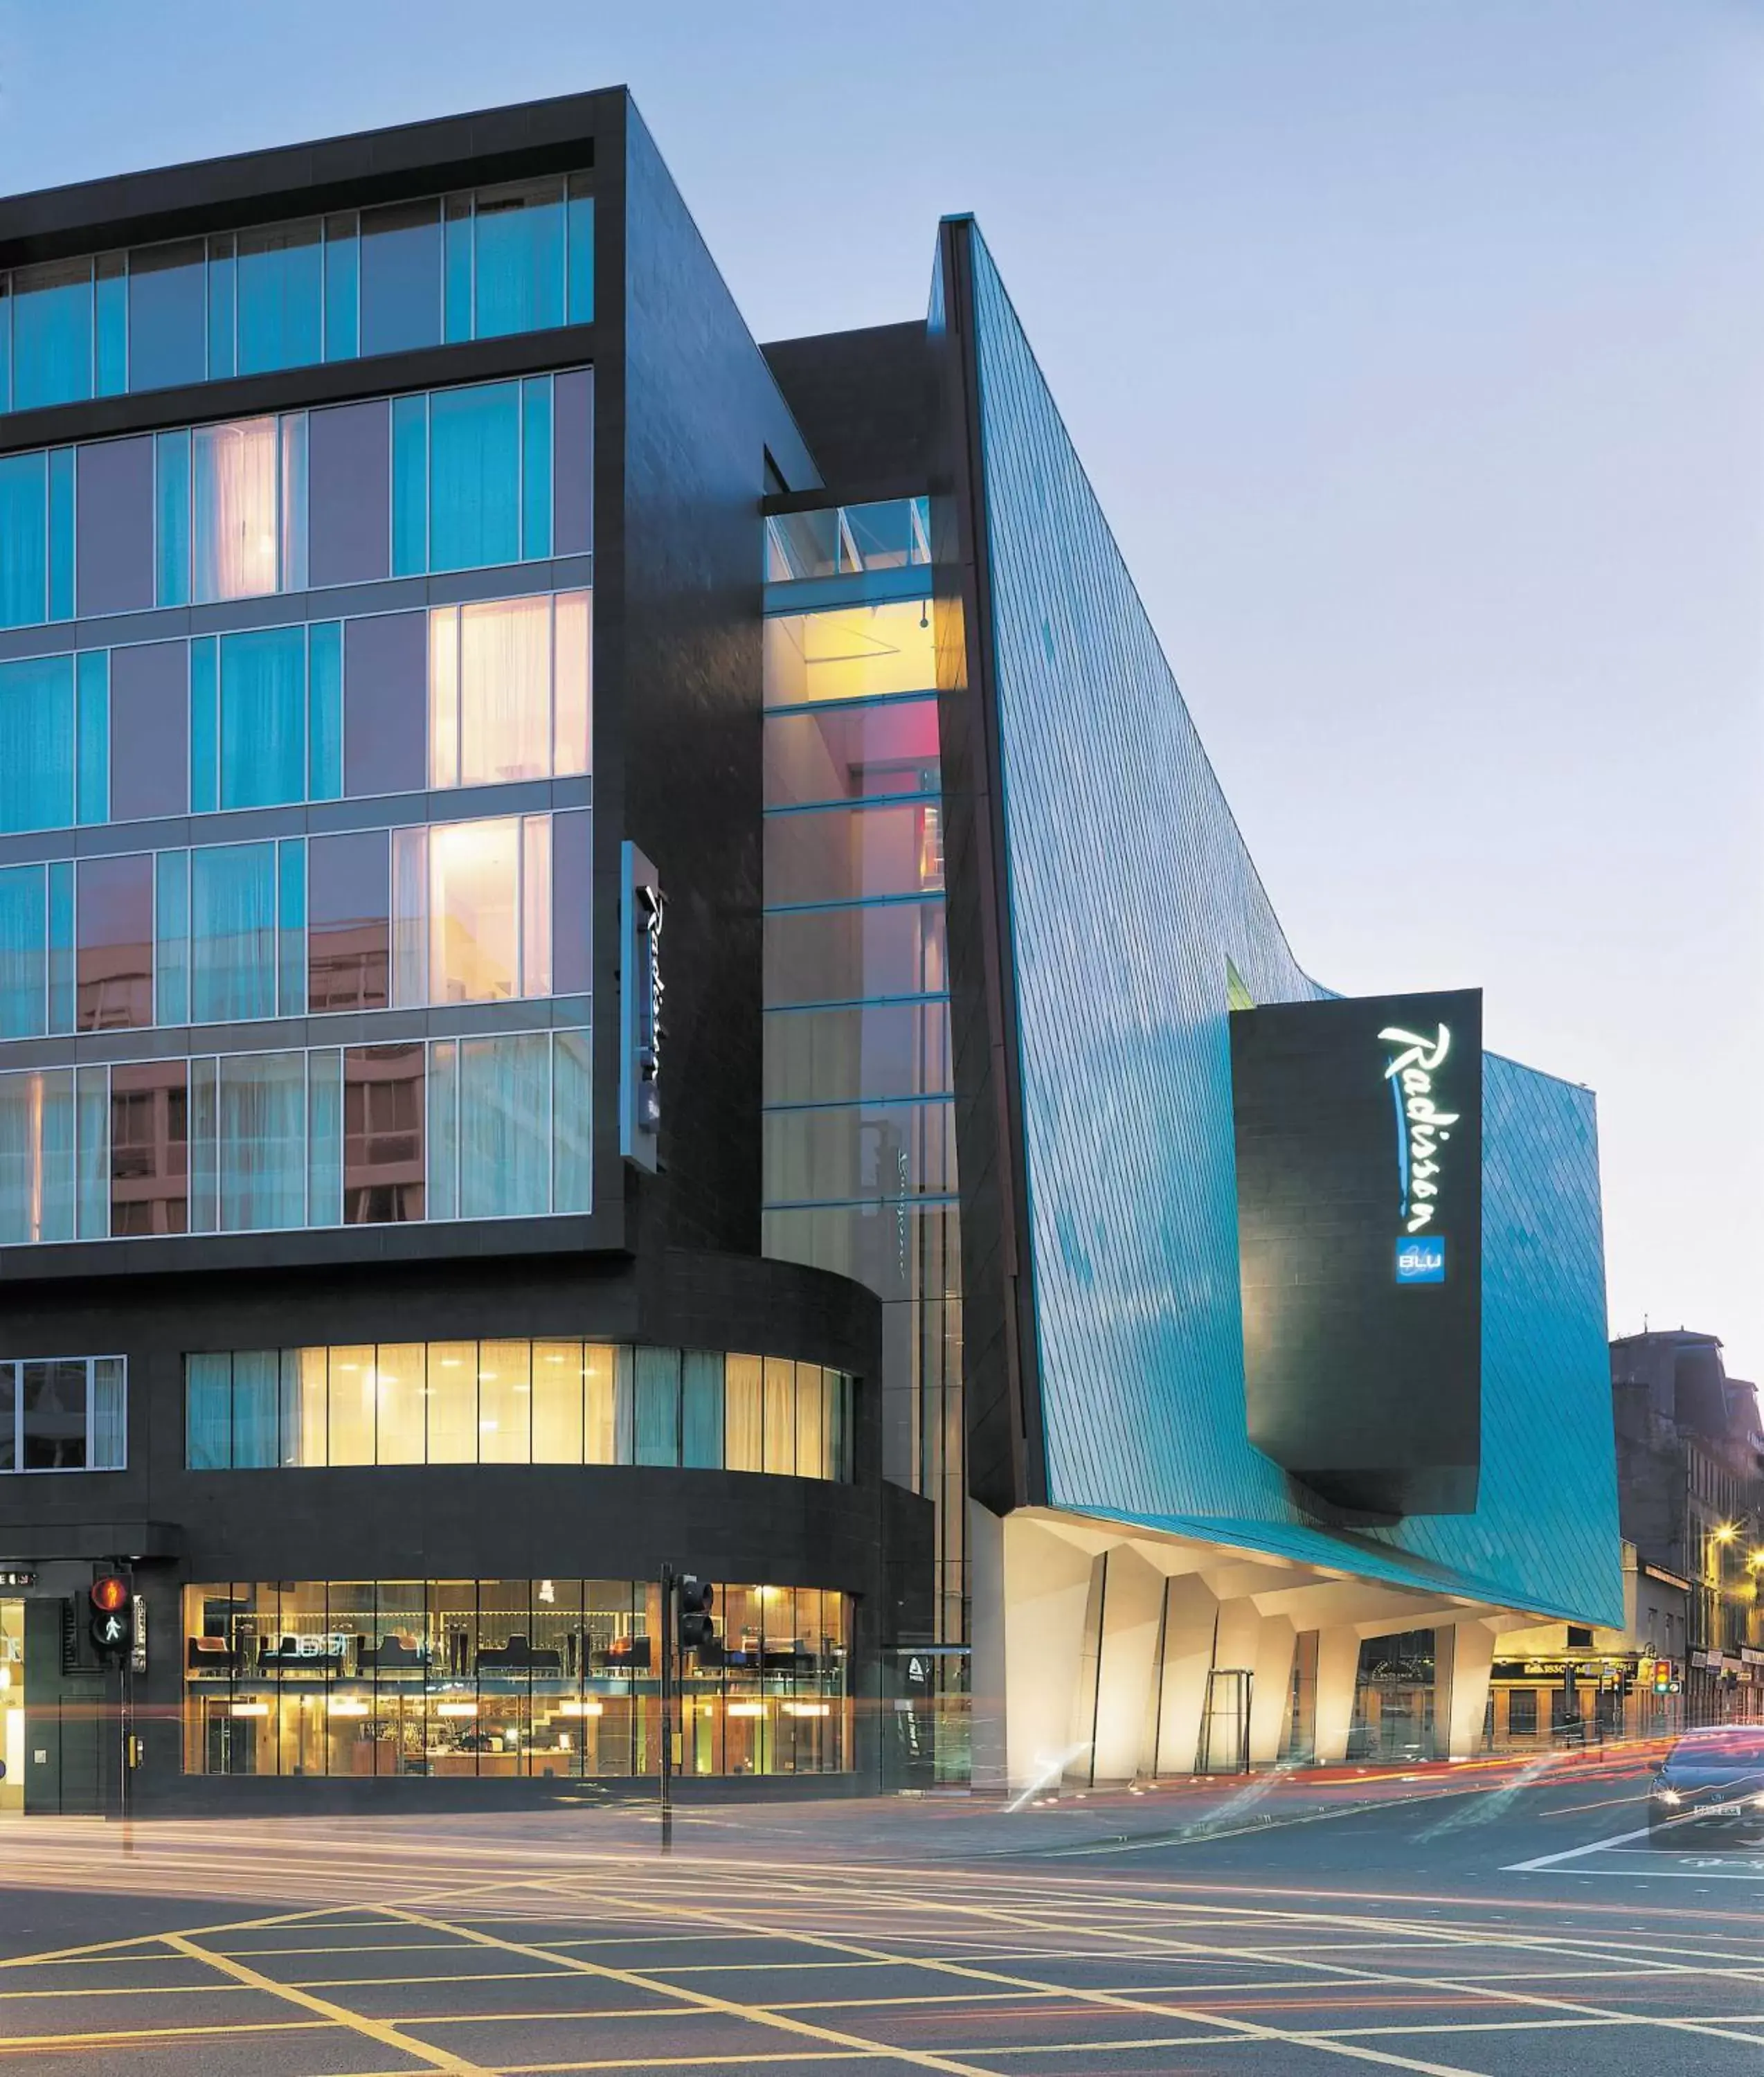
[[4, 1755, 1764, 2074]]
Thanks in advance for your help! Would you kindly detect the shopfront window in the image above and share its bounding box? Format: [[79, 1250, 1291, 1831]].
[[181, 1576, 849, 1781], [184, 1340, 854, 1478]]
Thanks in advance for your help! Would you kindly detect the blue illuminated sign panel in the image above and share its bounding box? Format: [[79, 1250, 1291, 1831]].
[[1396, 1236, 1446, 1284]]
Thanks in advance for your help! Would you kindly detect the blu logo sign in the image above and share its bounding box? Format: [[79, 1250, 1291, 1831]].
[[1396, 1236, 1446, 1284]]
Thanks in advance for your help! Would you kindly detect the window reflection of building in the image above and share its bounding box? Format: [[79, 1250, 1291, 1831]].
[[343, 1044, 424, 1223], [182, 1578, 851, 1781]]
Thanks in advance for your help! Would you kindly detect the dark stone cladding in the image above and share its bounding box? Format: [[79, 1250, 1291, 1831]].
[[0, 90, 611, 267], [762, 321, 937, 496]]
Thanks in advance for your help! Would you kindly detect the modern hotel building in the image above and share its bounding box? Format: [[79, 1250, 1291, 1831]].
[[0, 90, 1620, 1813]]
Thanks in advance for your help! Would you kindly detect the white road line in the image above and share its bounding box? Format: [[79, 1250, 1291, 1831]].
[[1505, 1826, 1653, 1870]]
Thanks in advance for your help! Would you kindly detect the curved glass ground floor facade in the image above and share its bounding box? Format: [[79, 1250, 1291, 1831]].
[[183, 1578, 854, 1781]]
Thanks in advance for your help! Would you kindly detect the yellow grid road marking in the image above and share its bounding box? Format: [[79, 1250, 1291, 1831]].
[[162, 1932, 498, 2077], [380, 1906, 1010, 2077]]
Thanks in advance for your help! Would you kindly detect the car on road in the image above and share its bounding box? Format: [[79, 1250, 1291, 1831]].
[[1648, 1728, 1764, 1842]]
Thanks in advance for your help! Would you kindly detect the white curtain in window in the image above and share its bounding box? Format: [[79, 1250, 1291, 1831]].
[[192, 418, 279, 603], [0, 1066, 74, 1244], [458, 595, 552, 784], [217, 1050, 305, 1231], [429, 818, 520, 1003], [552, 589, 591, 776], [390, 827, 429, 1006], [458, 1032, 550, 1219]]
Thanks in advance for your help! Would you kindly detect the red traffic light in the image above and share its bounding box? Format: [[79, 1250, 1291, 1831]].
[[90, 1575, 129, 1615]]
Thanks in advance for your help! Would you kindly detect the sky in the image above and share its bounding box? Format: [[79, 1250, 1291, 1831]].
[[2, 1, 1758, 1375]]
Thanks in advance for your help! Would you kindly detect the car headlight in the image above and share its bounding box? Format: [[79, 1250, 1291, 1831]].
[[1656, 1788, 1682, 1806], [1752, 1795, 1764, 1810]]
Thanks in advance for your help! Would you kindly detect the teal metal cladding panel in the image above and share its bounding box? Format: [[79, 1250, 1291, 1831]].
[[957, 219, 1620, 1625]]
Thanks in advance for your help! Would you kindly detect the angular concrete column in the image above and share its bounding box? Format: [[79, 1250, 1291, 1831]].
[[1249, 1615, 1298, 1765], [1090, 1545, 1167, 1783], [1441, 1619, 1497, 1759], [1313, 1625, 1363, 1764], [1001, 1515, 1099, 1794], [1153, 1573, 1218, 1777], [967, 1501, 1007, 1794]]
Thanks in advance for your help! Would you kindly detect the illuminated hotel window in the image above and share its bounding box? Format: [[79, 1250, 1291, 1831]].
[[184, 1340, 854, 1478], [181, 1576, 851, 1780]]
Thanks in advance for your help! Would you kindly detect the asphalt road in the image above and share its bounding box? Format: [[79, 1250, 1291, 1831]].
[[2, 1754, 1763, 2075]]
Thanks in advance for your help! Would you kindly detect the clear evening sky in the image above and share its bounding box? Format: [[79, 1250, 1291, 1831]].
[[3, 1, 1757, 1376]]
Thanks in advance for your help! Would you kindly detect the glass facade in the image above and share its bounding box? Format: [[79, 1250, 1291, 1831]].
[[0, 1355, 125, 1471], [0, 370, 591, 631], [764, 498, 930, 582], [185, 1341, 852, 1479], [0, 178, 593, 414], [183, 1576, 851, 1780], [760, 575, 965, 1660], [0, 1029, 591, 1242], [0, 593, 590, 834], [0, 810, 588, 1036]]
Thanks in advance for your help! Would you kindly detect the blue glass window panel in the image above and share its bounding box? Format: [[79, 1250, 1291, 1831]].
[[0, 655, 74, 834], [154, 429, 192, 607], [277, 838, 306, 1016], [634, 1346, 680, 1466], [0, 276, 11, 410], [0, 865, 47, 1040], [681, 1349, 723, 1469], [75, 1064, 107, 1239], [219, 625, 305, 810], [47, 449, 74, 622], [188, 635, 218, 814], [12, 258, 92, 411], [458, 1031, 550, 1218], [186, 1351, 233, 1469], [128, 240, 206, 392], [472, 181, 564, 339], [566, 179, 594, 325], [217, 1050, 306, 1230], [323, 213, 359, 361], [359, 199, 442, 357], [308, 621, 343, 800], [426, 1038, 458, 1221], [190, 843, 277, 1025], [521, 376, 552, 559], [443, 195, 473, 343], [307, 1048, 343, 1228], [154, 849, 190, 1027], [552, 1027, 592, 1213], [206, 234, 236, 380], [75, 650, 109, 825], [232, 1351, 280, 1467], [390, 394, 428, 576], [236, 219, 323, 375], [46, 861, 74, 1035], [95, 255, 127, 396], [0, 452, 47, 629], [429, 381, 521, 573]]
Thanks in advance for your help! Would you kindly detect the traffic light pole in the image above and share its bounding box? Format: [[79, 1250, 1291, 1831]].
[[658, 1565, 674, 1856]]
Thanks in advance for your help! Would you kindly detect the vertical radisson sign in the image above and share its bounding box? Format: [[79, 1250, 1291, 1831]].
[[1230, 987, 1483, 1518]]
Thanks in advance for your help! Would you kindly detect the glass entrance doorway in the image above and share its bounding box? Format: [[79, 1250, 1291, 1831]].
[[0, 1600, 23, 1813]]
